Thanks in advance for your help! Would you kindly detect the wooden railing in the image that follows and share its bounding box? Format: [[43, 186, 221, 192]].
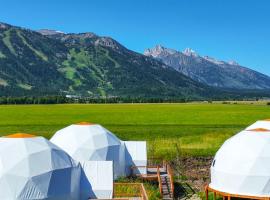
[[131, 160, 175, 199], [140, 183, 148, 200], [157, 166, 163, 198], [166, 162, 175, 197], [113, 183, 148, 200]]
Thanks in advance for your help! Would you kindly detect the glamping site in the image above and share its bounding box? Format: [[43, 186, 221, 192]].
[[1, 0, 270, 199]]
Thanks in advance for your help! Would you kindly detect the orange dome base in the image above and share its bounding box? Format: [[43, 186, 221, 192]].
[[247, 128, 270, 132], [76, 122, 94, 125], [4, 133, 37, 138]]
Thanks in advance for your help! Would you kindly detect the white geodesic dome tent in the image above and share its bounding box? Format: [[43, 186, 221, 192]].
[[210, 128, 270, 197], [245, 119, 270, 131], [50, 123, 126, 179], [0, 133, 91, 200]]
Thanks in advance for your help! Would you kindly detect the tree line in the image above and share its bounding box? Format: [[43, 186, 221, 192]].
[[0, 95, 266, 105], [0, 96, 191, 104]]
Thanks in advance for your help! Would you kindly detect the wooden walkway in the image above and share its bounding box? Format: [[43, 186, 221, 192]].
[[160, 173, 173, 199], [132, 161, 174, 200], [157, 165, 174, 200]]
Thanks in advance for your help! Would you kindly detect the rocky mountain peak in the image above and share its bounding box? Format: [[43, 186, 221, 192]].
[[0, 22, 10, 29], [203, 56, 225, 65], [144, 45, 177, 57], [94, 37, 123, 50], [0, 22, 209, 98], [76, 32, 97, 38], [182, 48, 198, 57], [37, 29, 65, 36], [144, 44, 270, 90], [228, 60, 239, 66]]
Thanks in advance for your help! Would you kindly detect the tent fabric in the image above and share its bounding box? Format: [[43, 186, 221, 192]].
[[81, 161, 113, 199], [210, 130, 270, 197], [245, 120, 270, 131], [50, 124, 126, 179], [124, 141, 147, 175], [0, 136, 90, 200]]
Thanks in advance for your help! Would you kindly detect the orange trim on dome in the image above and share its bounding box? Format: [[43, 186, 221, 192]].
[[263, 119, 270, 121], [3, 133, 37, 138], [247, 128, 270, 132], [76, 122, 95, 125]]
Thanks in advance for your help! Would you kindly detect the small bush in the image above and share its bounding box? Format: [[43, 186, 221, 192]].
[[267, 102, 270, 106], [222, 101, 230, 104]]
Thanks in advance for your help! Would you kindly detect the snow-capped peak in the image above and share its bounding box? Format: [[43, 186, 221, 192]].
[[228, 60, 239, 66], [203, 56, 225, 65], [144, 45, 242, 67], [144, 45, 177, 57], [155, 44, 164, 50], [183, 48, 198, 57]]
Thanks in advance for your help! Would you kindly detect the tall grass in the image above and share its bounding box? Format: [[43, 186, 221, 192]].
[[0, 103, 269, 157], [115, 177, 161, 200]]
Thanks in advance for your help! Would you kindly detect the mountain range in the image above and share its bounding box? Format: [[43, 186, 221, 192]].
[[144, 45, 270, 90], [0, 22, 209, 98], [0, 22, 269, 99]]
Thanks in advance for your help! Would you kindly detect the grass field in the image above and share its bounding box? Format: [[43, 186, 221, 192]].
[[0, 102, 269, 157]]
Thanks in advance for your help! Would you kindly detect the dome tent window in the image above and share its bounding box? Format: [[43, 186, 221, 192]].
[[212, 159, 216, 167]]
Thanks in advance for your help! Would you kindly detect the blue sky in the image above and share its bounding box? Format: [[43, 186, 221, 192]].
[[1, 0, 270, 75]]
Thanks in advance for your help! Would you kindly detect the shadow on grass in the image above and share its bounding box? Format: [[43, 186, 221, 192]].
[[174, 182, 196, 199]]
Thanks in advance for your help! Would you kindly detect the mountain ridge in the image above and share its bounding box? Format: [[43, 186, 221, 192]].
[[0, 22, 269, 99], [0, 22, 212, 99], [144, 45, 270, 89]]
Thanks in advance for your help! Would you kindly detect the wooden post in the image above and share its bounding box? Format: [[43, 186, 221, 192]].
[[223, 196, 226, 200], [228, 195, 231, 200], [214, 192, 216, 200], [157, 166, 162, 197], [205, 186, 209, 200]]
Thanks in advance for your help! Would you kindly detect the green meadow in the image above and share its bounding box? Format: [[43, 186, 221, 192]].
[[0, 103, 269, 157]]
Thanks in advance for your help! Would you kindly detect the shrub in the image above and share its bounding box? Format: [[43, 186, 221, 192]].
[[222, 101, 230, 104]]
